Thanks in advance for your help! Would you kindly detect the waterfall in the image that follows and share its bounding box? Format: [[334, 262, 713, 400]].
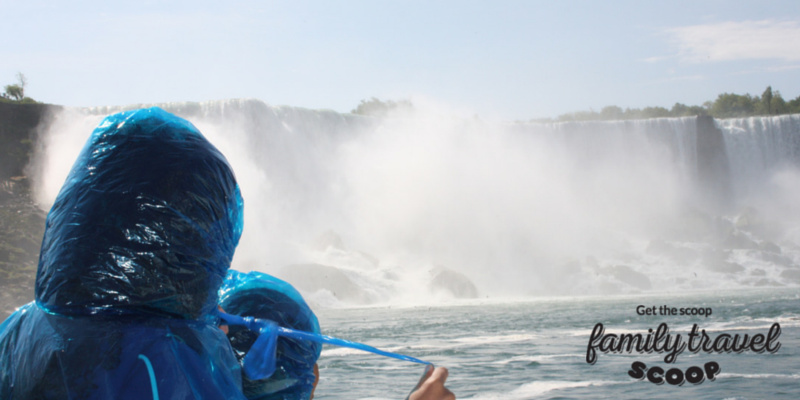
[[513, 117, 699, 182], [32, 100, 800, 305], [717, 114, 800, 199]]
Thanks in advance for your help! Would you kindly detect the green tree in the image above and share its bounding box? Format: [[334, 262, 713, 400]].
[[557, 109, 599, 121], [762, 86, 773, 115], [770, 91, 787, 115], [599, 105, 624, 120], [640, 106, 670, 119], [3, 84, 23, 101], [670, 103, 690, 116], [3, 73, 28, 101], [709, 93, 757, 118], [543, 86, 799, 122], [351, 97, 413, 116], [786, 95, 800, 114], [670, 103, 708, 117]]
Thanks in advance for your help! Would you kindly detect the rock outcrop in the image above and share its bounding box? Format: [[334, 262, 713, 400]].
[[429, 268, 479, 299], [279, 263, 371, 304], [311, 230, 346, 252], [599, 265, 652, 290]]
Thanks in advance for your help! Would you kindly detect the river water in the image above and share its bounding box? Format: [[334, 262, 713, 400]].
[[314, 288, 800, 399]]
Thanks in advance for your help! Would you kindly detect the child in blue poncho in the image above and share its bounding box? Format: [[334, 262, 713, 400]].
[[218, 270, 320, 400], [218, 270, 455, 400]]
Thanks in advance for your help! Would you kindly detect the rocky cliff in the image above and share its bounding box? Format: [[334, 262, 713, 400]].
[[0, 102, 57, 319]]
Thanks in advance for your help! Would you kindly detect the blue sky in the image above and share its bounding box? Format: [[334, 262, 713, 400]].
[[2, 0, 799, 120]]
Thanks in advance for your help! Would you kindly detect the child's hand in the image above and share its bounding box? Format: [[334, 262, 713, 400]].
[[409, 367, 455, 400], [217, 306, 228, 334]]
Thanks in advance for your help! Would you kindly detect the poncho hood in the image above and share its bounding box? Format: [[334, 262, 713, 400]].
[[35, 107, 244, 319], [220, 270, 321, 400]]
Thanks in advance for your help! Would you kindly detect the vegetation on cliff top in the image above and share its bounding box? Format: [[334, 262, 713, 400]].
[[351, 97, 413, 117], [353, 86, 800, 122], [534, 86, 800, 122], [1, 73, 38, 104]]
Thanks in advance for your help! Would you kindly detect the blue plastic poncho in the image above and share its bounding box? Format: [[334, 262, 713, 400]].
[[219, 270, 321, 400], [0, 108, 246, 399]]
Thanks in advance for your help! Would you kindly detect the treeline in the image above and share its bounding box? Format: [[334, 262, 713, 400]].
[[351, 97, 413, 116], [539, 86, 800, 122], [354, 86, 800, 122], [1, 73, 37, 104]]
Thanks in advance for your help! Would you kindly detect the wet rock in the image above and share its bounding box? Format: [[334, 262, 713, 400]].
[[646, 239, 698, 263], [381, 270, 400, 281], [311, 230, 346, 251], [735, 207, 762, 231], [560, 259, 581, 275], [701, 248, 730, 263], [0, 175, 45, 320], [704, 259, 745, 274], [734, 207, 781, 238], [646, 239, 672, 255], [759, 241, 781, 254], [429, 268, 479, 299], [758, 251, 794, 268], [713, 217, 735, 238], [690, 280, 708, 289], [673, 207, 715, 239], [280, 263, 370, 304], [355, 250, 379, 267], [598, 281, 622, 295], [780, 269, 800, 283], [753, 278, 782, 287], [720, 230, 758, 250], [616, 253, 639, 263], [600, 265, 652, 290]]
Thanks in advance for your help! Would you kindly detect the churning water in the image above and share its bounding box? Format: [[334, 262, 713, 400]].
[[314, 288, 800, 399]]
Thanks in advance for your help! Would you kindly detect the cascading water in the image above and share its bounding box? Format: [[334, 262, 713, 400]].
[[718, 115, 800, 185], [31, 100, 800, 307], [717, 115, 800, 209]]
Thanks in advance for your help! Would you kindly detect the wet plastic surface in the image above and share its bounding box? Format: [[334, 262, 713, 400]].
[[218, 270, 431, 400], [219, 270, 321, 400], [0, 108, 246, 399], [36, 107, 243, 319], [0, 303, 244, 399]]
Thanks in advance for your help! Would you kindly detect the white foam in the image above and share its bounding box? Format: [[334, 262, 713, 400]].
[[718, 373, 800, 380], [492, 354, 584, 365], [469, 380, 625, 399], [451, 333, 539, 345], [321, 345, 406, 357], [321, 344, 437, 358]]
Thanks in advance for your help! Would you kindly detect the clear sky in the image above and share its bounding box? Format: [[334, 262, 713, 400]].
[[2, 0, 799, 120]]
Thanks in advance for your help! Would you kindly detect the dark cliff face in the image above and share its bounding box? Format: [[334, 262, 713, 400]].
[[0, 102, 58, 180], [0, 102, 57, 319]]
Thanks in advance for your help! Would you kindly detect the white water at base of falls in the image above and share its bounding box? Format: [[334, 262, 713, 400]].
[[31, 100, 800, 307]]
